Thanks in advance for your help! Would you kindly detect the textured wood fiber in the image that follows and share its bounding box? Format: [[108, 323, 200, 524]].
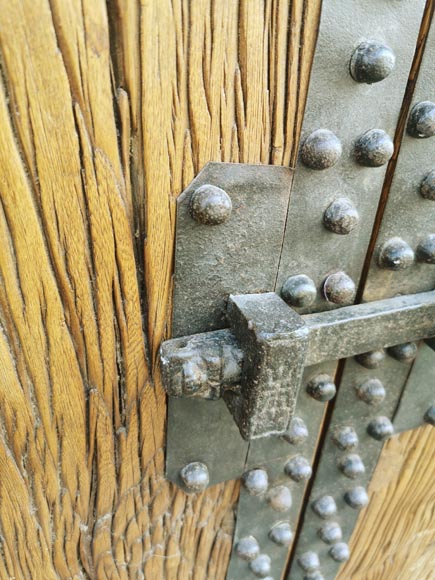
[[0, 1, 320, 578]]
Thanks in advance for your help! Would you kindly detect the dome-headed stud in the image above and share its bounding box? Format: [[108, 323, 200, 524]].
[[236, 535, 260, 561], [329, 542, 351, 563], [189, 184, 232, 225], [420, 170, 435, 201], [416, 234, 435, 264], [350, 41, 395, 84], [281, 275, 317, 308], [243, 468, 269, 496], [297, 551, 321, 573], [424, 405, 435, 426], [301, 129, 342, 170], [387, 342, 418, 363], [283, 417, 309, 445], [354, 129, 394, 167], [407, 101, 435, 138], [344, 486, 369, 510], [323, 271, 356, 306], [332, 426, 359, 451], [180, 462, 209, 493], [284, 455, 313, 482], [268, 485, 292, 512], [249, 554, 272, 578], [269, 522, 293, 546], [338, 454, 365, 479], [367, 416, 394, 441], [377, 237, 415, 270], [323, 198, 359, 235], [318, 521, 343, 544], [355, 378, 386, 406], [312, 495, 337, 519], [303, 573, 324, 580], [355, 349, 385, 369], [306, 374, 337, 402]]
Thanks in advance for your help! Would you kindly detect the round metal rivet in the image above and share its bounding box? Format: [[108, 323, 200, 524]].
[[297, 551, 321, 573], [323, 198, 359, 235], [268, 485, 292, 512], [189, 184, 232, 225], [355, 349, 386, 369], [350, 41, 395, 84], [332, 426, 359, 451], [236, 535, 260, 561], [329, 542, 350, 563], [180, 462, 209, 493], [306, 374, 337, 402], [355, 378, 386, 406], [284, 456, 313, 482], [407, 101, 435, 138], [416, 234, 435, 264], [318, 521, 343, 545], [354, 129, 394, 167], [269, 522, 293, 546], [312, 495, 337, 519], [301, 129, 342, 170], [323, 271, 356, 305], [344, 486, 369, 510], [249, 554, 272, 578], [281, 275, 317, 308], [283, 417, 309, 445], [243, 468, 269, 496], [420, 170, 435, 200], [367, 416, 394, 441], [303, 573, 324, 580], [377, 237, 415, 270], [424, 405, 435, 426], [387, 342, 418, 363], [338, 454, 365, 479]]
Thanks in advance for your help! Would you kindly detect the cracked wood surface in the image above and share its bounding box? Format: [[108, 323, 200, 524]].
[[1, 0, 435, 578]]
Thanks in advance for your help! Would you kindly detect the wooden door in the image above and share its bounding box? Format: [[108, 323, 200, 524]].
[[0, 1, 434, 578]]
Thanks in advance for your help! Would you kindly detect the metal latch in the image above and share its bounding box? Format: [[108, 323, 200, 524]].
[[161, 290, 435, 440]]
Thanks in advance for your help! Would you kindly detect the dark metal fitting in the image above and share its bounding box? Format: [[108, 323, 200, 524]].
[[329, 542, 350, 563], [338, 454, 365, 479], [306, 374, 337, 402], [355, 378, 386, 406], [407, 101, 435, 138], [323, 271, 356, 305], [283, 417, 309, 445], [179, 462, 210, 493], [249, 554, 272, 578], [377, 237, 415, 270], [416, 234, 435, 264], [269, 523, 293, 546], [242, 469, 269, 496], [344, 486, 369, 509], [367, 416, 394, 440], [281, 274, 317, 308], [355, 349, 385, 369], [332, 426, 359, 451], [300, 129, 342, 170], [297, 551, 321, 573], [323, 198, 359, 235], [312, 495, 337, 519], [318, 521, 343, 544], [387, 342, 418, 363], [268, 486, 292, 512], [284, 455, 313, 482], [354, 129, 394, 167], [420, 170, 435, 200], [236, 536, 260, 561], [189, 184, 232, 225], [350, 41, 395, 84]]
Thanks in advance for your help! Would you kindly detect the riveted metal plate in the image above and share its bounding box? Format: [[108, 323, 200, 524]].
[[172, 163, 293, 338], [275, 0, 426, 314]]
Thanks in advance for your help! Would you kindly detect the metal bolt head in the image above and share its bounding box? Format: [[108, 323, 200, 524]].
[[249, 554, 272, 578], [318, 521, 343, 544], [332, 426, 359, 451], [306, 374, 337, 402], [323, 198, 359, 235], [243, 468, 269, 496], [387, 342, 418, 363], [297, 551, 321, 573], [329, 542, 350, 563], [284, 455, 313, 482], [355, 349, 386, 369], [354, 129, 394, 167], [189, 184, 232, 225], [355, 378, 386, 406], [416, 234, 435, 264], [312, 495, 337, 519], [420, 170, 435, 201], [350, 41, 395, 84], [269, 522, 293, 546], [323, 271, 356, 306], [424, 405, 435, 426], [281, 275, 317, 308], [407, 101, 435, 138], [283, 417, 309, 445], [367, 416, 394, 441], [338, 454, 365, 479], [180, 462, 209, 493], [344, 486, 369, 510], [377, 237, 415, 270], [268, 485, 292, 512], [236, 535, 260, 561], [303, 573, 324, 580], [301, 129, 342, 170]]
